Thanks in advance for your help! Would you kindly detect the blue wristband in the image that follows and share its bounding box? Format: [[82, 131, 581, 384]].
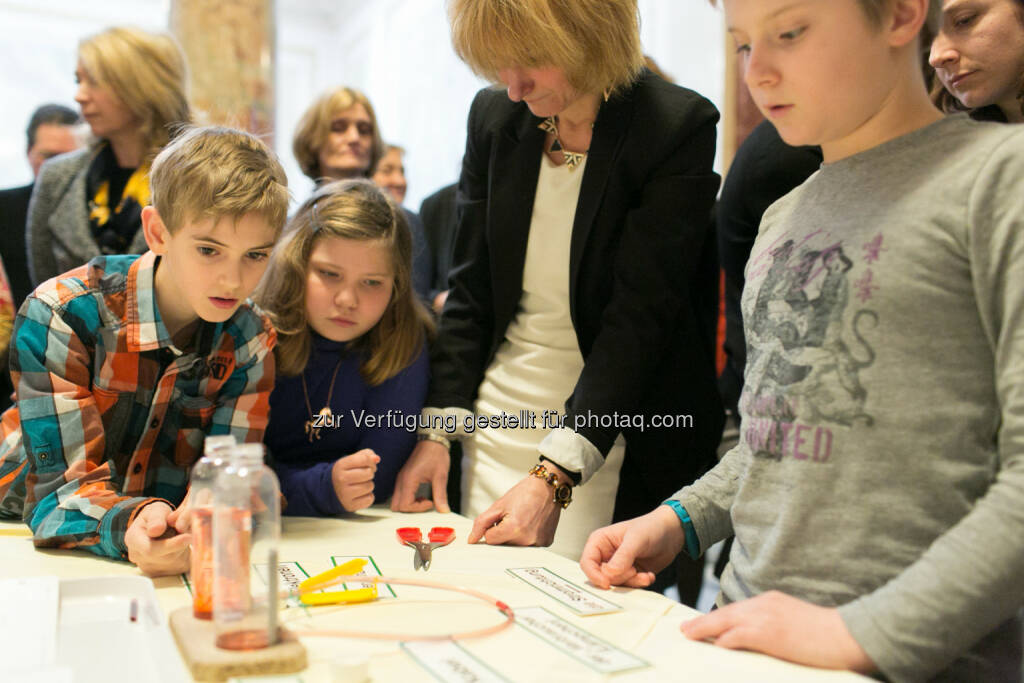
[[662, 500, 700, 560]]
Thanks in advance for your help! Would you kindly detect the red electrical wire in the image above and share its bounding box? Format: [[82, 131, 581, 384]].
[[289, 574, 516, 642]]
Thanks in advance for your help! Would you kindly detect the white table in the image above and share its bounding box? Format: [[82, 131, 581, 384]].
[[0, 509, 869, 682]]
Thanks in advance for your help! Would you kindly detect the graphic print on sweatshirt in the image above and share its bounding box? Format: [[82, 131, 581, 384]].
[[740, 228, 885, 463]]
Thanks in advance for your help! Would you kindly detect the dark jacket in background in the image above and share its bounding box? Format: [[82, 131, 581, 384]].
[[0, 183, 36, 310], [0, 182, 38, 412], [419, 182, 458, 295], [717, 120, 822, 414]]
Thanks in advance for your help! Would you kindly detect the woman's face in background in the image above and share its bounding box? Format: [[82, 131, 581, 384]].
[[929, 0, 1024, 114], [372, 147, 408, 204], [74, 61, 139, 141], [318, 103, 375, 179]]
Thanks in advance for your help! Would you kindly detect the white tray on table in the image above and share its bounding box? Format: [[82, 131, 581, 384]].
[[2, 575, 190, 683]]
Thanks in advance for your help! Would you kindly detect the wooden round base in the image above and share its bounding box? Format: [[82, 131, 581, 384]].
[[169, 606, 307, 681]]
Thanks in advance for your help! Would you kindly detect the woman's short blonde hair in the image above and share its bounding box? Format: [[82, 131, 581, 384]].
[[449, 0, 644, 97], [255, 179, 433, 382], [292, 87, 384, 182], [78, 26, 191, 160]]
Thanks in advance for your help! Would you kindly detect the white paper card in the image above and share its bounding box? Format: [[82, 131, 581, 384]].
[[253, 561, 310, 593], [515, 606, 648, 674], [402, 640, 508, 682], [506, 567, 620, 615], [0, 576, 59, 672], [331, 555, 396, 598]]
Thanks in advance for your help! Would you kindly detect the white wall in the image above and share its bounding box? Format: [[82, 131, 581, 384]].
[[276, 0, 490, 210], [0, 0, 726, 208]]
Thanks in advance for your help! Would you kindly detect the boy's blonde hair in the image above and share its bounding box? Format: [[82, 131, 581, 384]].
[[149, 126, 289, 235], [449, 0, 644, 97], [255, 180, 434, 383], [292, 87, 384, 181], [78, 26, 191, 160]]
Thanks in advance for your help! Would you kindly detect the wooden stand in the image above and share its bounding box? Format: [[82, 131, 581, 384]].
[[169, 607, 307, 681]]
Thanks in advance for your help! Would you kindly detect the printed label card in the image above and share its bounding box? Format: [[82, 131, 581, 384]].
[[402, 641, 508, 682], [515, 606, 648, 674], [506, 567, 620, 615]]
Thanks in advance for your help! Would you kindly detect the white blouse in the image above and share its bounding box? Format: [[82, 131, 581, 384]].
[[462, 153, 624, 559]]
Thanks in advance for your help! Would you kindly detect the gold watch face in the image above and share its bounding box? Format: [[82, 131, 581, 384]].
[[554, 484, 572, 508]]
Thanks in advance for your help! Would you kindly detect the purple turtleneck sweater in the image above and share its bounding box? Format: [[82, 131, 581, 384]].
[[264, 332, 429, 516]]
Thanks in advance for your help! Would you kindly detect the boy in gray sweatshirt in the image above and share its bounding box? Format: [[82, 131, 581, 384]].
[[581, 1, 1024, 681]]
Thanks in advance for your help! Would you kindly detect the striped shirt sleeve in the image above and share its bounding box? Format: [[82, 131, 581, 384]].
[[16, 294, 158, 558]]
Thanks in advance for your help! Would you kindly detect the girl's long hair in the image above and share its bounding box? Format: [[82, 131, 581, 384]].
[[256, 179, 433, 383]]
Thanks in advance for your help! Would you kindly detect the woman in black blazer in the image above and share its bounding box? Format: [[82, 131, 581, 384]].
[[392, 0, 723, 557]]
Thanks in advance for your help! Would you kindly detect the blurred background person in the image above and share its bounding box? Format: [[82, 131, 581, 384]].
[[293, 86, 383, 184], [418, 181, 457, 314], [372, 143, 408, 205], [294, 87, 432, 301], [0, 104, 79, 413], [26, 26, 191, 285], [0, 104, 80, 310], [929, 0, 1024, 121]]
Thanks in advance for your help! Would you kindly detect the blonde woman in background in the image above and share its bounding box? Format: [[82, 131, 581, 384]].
[[293, 87, 385, 184], [27, 26, 191, 285], [294, 87, 433, 301]]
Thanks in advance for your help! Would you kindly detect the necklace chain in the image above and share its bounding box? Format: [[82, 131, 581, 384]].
[[301, 356, 344, 442], [539, 116, 587, 171]]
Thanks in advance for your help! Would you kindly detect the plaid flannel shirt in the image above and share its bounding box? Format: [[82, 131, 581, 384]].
[[0, 251, 275, 559]]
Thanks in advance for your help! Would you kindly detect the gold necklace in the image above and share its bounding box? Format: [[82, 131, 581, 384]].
[[538, 116, 587, 171], [301, 357, 344, 442]]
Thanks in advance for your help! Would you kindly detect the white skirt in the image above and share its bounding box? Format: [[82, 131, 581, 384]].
[[461, 344, 624, 560]]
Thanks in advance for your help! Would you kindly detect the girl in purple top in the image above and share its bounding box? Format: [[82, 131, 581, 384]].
[[258, 180, 433, 515]]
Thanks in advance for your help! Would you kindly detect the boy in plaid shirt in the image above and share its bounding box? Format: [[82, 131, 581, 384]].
[[0, 126, 289, 576]]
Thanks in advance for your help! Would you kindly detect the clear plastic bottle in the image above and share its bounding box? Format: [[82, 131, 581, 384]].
[[213, 443, 281, 650], [189, 435, 237, 619]]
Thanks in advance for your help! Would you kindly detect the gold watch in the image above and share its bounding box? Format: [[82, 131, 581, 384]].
[[528, 463, 573, 509]]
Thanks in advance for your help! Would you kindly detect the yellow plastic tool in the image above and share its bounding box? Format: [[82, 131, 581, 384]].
[[297, 558, 379, 606], [0, 528, 32, 537]]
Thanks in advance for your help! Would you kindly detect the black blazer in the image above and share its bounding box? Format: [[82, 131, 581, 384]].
[[430, 71, 724, 521], [0, 183, 35, 309], [419, 182, 458, 294]]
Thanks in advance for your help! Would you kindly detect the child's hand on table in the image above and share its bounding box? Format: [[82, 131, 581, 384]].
[[332, 449, 379, 512], [580, 505, 684, 589], [166, 489, 192, 533], [125, 501, 191, 577]]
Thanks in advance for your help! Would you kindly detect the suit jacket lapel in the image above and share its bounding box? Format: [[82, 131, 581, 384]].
[[48, 150, 99, 265], [569, 93, 633, 314], [489, 110, 545, 327]]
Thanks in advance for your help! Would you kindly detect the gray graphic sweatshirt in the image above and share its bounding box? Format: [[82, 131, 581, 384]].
[[673, 114, 1024, 682]]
